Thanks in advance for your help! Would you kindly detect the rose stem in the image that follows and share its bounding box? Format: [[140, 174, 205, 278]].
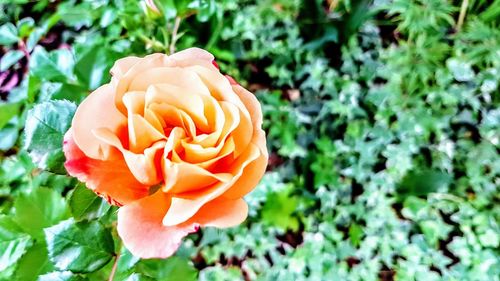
[[169, 16, 182, 54], [108, 252, 121, 281]]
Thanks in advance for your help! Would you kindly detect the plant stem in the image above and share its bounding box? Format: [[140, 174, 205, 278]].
[[169, 16, 182, 54], [108, 253, 120, 281], [456, 0, 469, 31]]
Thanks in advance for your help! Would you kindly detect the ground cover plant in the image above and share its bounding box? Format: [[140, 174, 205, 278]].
[[0, 0, 499, 280]]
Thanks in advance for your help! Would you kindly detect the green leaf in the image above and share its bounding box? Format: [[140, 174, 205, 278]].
[[15, 242, 54, 281], [14, 187, 70, 238], [0, 215, 33, 272], [397, 169, 452, 198], [24, 100, 76, 174], [0, 124, 19, 151], [136, 256, 198, 281], [155, 0, 177, 19], [30, 47, 73, 82], [40, 83, 88, 102], [74, 45, 118, 90], [190, 0, 216, 22], [44, 219, 115, 273], [0, 49, 24, 71], [16, 17, 35, 38], [38, 271, 89, 281], [0, 102, 20, 130], [349, 223, 363, 247], [123, 273, 156, 281], [261, 185, 299, 231], [57, 2, 94, 28], [69, 184, 111, 221], [0, 23, 18, 45]]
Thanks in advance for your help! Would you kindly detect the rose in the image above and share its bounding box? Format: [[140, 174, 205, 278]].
[[63, 48, 268, 258]]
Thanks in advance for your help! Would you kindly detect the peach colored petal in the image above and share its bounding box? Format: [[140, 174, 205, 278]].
[[146, 84, 210, 132], [162, 160, 232, 194], [63, 130, 149, 205], [162, 143, 261, 226], [130, 67, 210, 96], [110, 56, 141, 78], [128, 114, 166, 153], [117, 191, 198, 259], [113, 53, 166, 114], [72, 84, 127, 160], [93, 128, 164, 185], [117, 193, 247, 259], [191, 198, 248, 228], [168, 47, 214, 63]]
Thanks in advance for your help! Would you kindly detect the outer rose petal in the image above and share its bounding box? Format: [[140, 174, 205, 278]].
[[72, 84, 127, 160], [222, 84, 268, 199], [63, 130, 149, 205], [117, 191, 248, 258], [117, 191, 198, 259]]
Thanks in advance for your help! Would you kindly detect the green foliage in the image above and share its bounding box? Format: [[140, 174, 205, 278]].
[[68, 184, 111, 222], [24, 100, 76, 174], [14, 187, 70, 238], [0, 0, 498, 279], [44, 219, 115, 273]]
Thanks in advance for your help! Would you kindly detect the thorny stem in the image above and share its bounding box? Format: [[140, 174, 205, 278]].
[[169, 16, 182, 54], [108, 252, 120, 281], [456, 0, 469, 31]]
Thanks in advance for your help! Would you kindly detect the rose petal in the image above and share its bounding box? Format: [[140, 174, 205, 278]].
[[63, 129, 149, 205], [193, 198, 248, 228], [117, 192, 247, 259], [72, 84, 127, 160], [117, 191, 198, 259], [162, 143, 261, 226]]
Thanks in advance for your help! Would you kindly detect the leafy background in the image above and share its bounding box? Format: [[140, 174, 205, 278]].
[[1, 0, 499, 280]]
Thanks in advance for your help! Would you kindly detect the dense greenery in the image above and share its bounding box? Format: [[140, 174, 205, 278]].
[[0, 0, 499, 280]]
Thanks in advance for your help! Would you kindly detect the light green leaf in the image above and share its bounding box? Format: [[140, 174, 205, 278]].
[[0, 23, 18, 45], [15, 242, 54, 281], [44, 219, 115, 273], [136, 256, 198, 281], [38, 271, 89, 281], [0, 102, 20, 130], [24, 100, 76, 174], [0, 215, 33, 272], [14, 187, 69, 238], [0, 49, 24, 71], [30, 47, 73, 82]]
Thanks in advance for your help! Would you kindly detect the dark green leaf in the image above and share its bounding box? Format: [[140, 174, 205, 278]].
[[74, 45, 118, 90], [44, 219, 115, 273], [14, 187, 70, 238], [0, 215, 33, 272], [69, 184, 111, 221], [24, 100, 76, 173], [398, 169, 453, 198]]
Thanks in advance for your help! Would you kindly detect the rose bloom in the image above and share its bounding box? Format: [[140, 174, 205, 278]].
[[63, 48, 268, 258]]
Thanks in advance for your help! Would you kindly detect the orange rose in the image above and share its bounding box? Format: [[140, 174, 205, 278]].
[[63, 48, 268, 258]]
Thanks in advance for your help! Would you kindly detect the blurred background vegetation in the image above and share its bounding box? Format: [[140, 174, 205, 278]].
[[0, 0, 499, 280]]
